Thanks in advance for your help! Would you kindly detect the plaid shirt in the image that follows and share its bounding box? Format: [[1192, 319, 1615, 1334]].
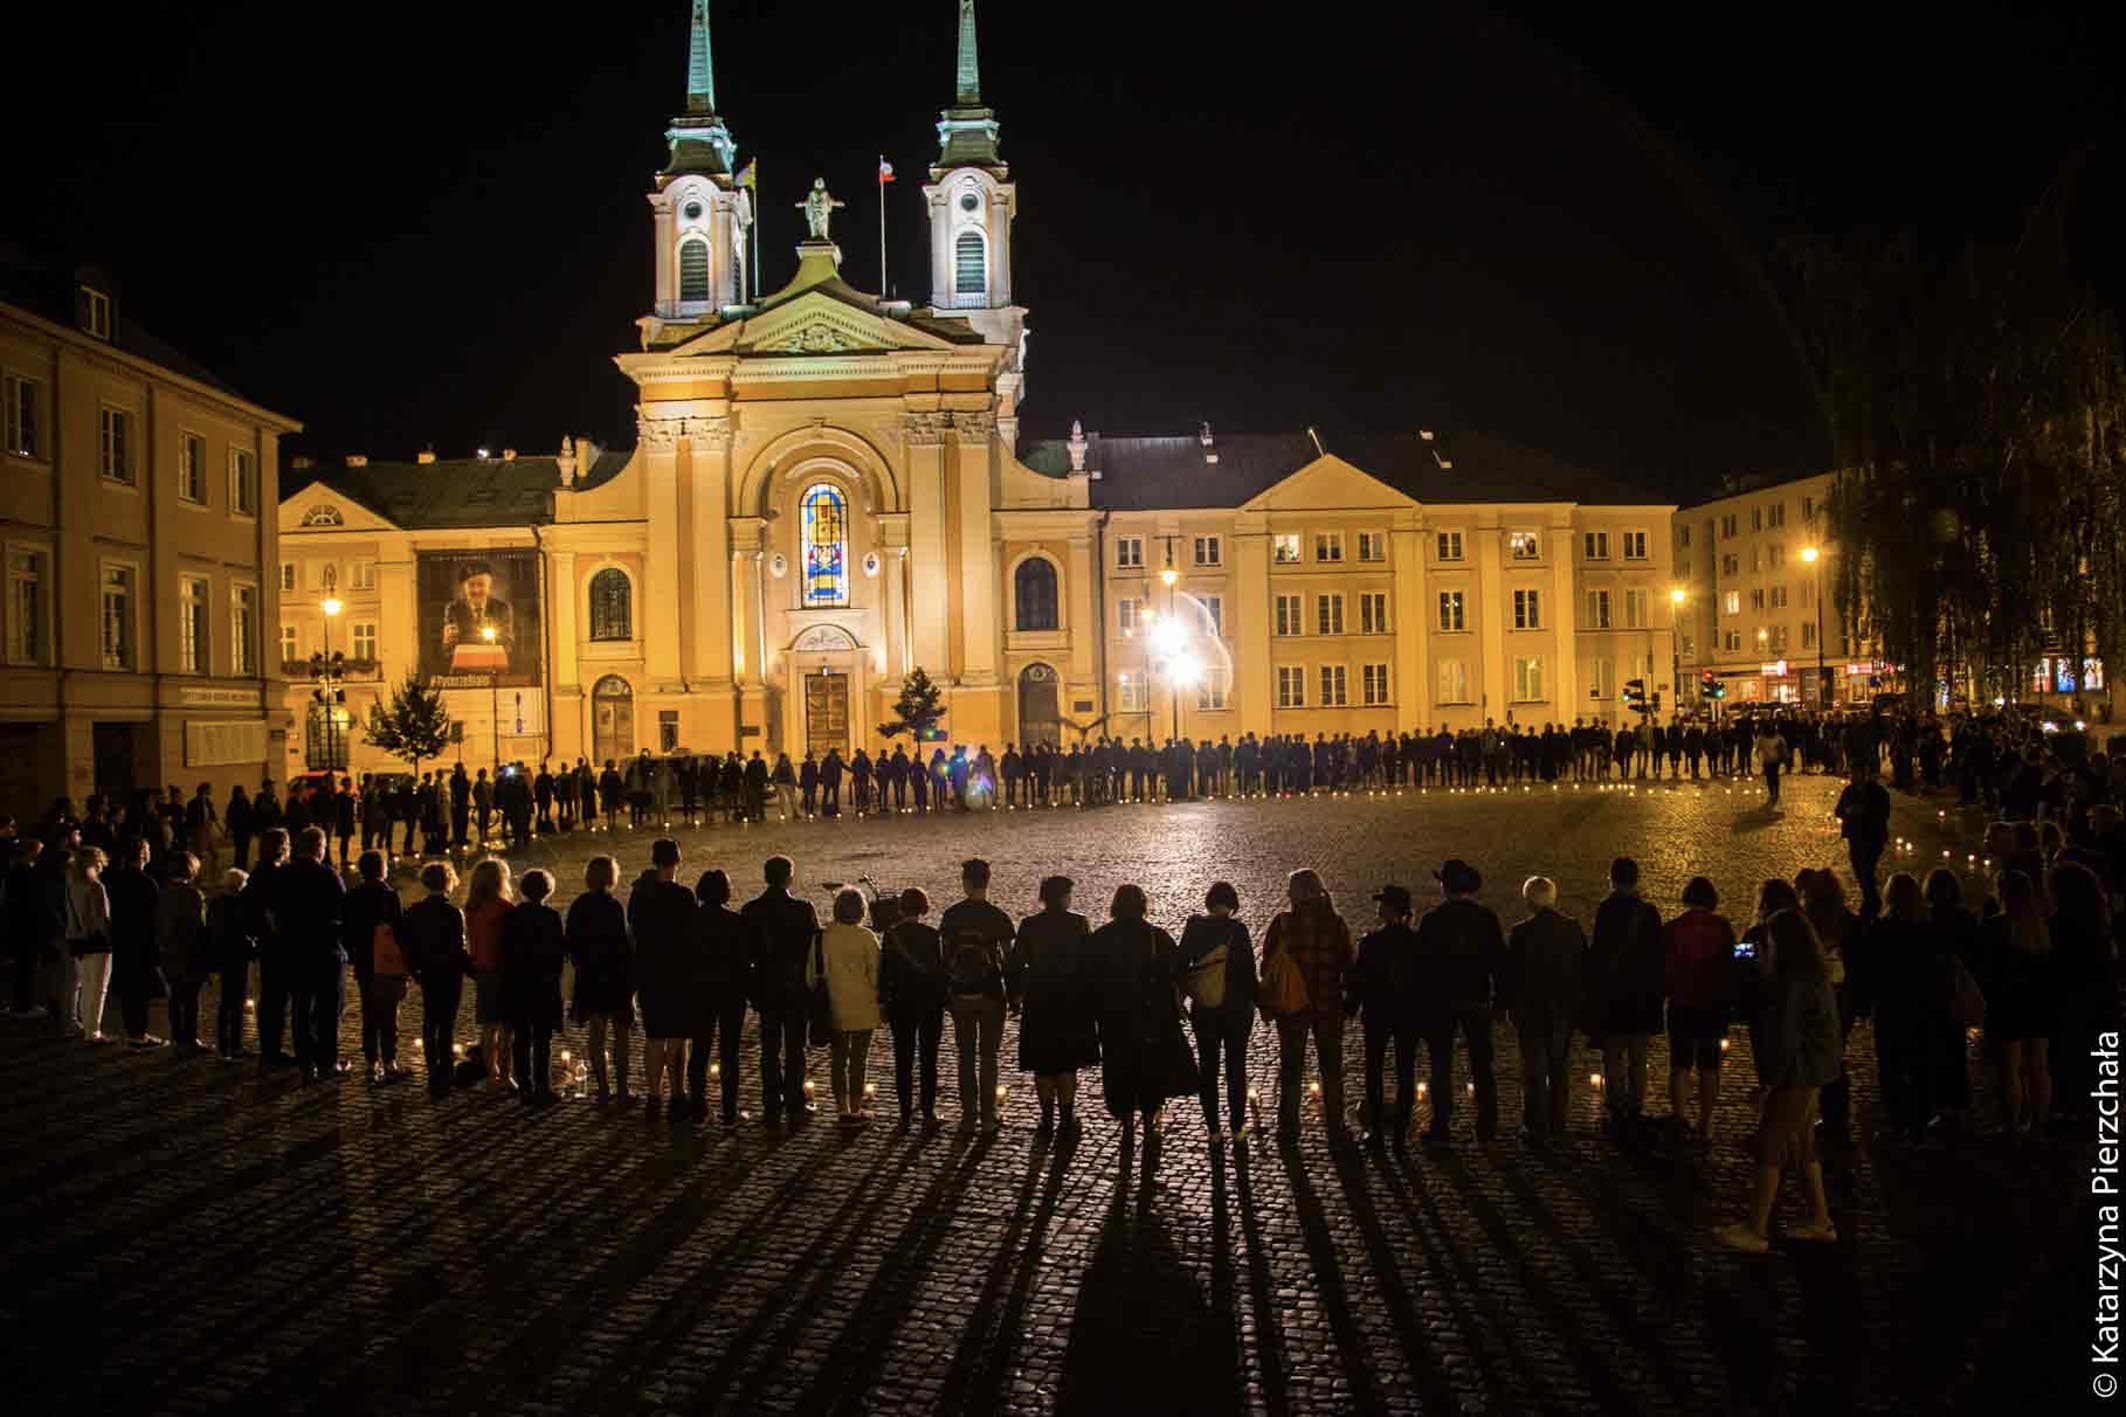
[[1264, 902, 1355, 1020]]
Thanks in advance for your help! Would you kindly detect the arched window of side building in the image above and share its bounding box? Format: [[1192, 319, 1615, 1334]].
[[1014, 556, 1058, 632], [588, 567, 632, 641]]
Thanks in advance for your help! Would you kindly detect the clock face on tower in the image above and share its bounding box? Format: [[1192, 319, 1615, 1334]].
[[959, 192, 979, 213], [683, 201, 703, 220]]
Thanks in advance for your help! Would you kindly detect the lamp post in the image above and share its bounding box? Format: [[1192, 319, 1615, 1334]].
[[1800, 545, 1826, 708], [481, 623, 501, 770], [1159, 547, 1182, 741], [1668, 586, 1686, 715], [315, 597, 345, 772]]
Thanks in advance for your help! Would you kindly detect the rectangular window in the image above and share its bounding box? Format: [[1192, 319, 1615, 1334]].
[[1721, 552, 1740, 576], [1622, 529, 1649, 561], [229, 448, 258, 516], [231, 585, 258, 676], [1583, 530, 1609, 560], [1435, 530, 1464, 562], [279, 623, 297, 665], [1623, 587, 1649, 629], [352, 621, 377, 661], [1357, 530, 1386, 563], [1750, 587, 1766, 611], [1115, 536, 1144, 569], [1585, 589, 1611, 629], [1722, 629, 1741, 653], [1751, 506, 1763, 532], [180, 575, 210, 673], [1679, 526, 1693, 548], [1719, 514, 1737, 539], [99, 563, 135, 669], [1801, 621, 1817, 649], [1436, 658, 1470, 705], [351, 559, 376, 591], [1769, 624, 1790, 652], [6, 548, 46, 666], [1766, 503, 1786, 528], [1358, 592, 1388, 635], [99, 407, 134, 484], [1274, 594, 1303, 637], [1513, 588, 1541, 630], [1272, 533, 1301, 565], [1276, 664, 1306, 709], [1315, 593, 1345, 636], [179, 432, 207, 504], [1196, 667, 1230, 711], [1117, 597, 1140, 635], [1198, 595, 1224, 637], [1319, 664, 1349, 707], [1437, 590, 1465, 632], [82, 287, 111, 339], [1723, 590, 1741, 615], [1314, 531, 1344, 563], [1361, 662, 1391, 706], [1191, 534, 1222, 567], [1513, 655, 1545, 702], [1117, 674, 1148, 713], [1769, 584, 1789, 609], [1587, 658, 1615, 701], [1508, 530, 1540, 561], [1768, 544, 1785, 570], [3, 373, 42, 459]]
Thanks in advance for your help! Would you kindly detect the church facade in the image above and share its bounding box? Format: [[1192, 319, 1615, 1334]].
[[275, 2, 1681, 779]]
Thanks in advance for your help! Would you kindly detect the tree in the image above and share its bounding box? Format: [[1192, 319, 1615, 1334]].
[[877, 666, 948, 744], [363, 671, 454, 777]]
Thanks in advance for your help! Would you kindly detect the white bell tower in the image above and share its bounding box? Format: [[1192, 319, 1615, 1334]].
[[648, 1, 751, 325]]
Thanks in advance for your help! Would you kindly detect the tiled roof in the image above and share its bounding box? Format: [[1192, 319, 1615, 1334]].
[[1021, 428, 1668, 510], [282, 448, 631, 530], [0, 242, 258, 403]]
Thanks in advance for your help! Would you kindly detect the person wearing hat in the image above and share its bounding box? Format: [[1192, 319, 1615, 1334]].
[[1346, 883, 1424, 1147], [1585, 856, 1667, 1137], [1412, 858, 1507, 1143], [1503, 875, 1587, 1146]]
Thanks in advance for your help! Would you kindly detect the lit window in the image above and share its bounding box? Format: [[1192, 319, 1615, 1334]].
[[231, 585, 258, 676], [4, 373, 44, 459], [180, 575, 210, 673], [1437, 591, 1464, 632], [1436, 658, 1469, 704], [1513, 656, 1545, 702], [589, 567, 633, 640], [1196, 668, 1230, 711], [100, 564, 134, 669], [279, 624, 297, 665], [1117, 675, 1147, 712], [351, 559, 376, 591], [1197, 595, 1224, 636], [1273, 533, 1301, 565], [1508, 530, 1540, 561], [1723, 590, 1740, 616], [799, 483, 848, 607], [1117, 597, 1140, 635]]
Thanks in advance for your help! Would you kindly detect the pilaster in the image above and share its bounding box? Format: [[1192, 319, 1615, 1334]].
[[637, 410, 685, 691], [905, 412, 951, 676]]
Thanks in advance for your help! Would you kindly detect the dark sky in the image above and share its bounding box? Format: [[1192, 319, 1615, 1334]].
[[9, 0, 2122, 500]]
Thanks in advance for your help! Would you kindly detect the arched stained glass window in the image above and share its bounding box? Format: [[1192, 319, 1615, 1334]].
[[588, 567, 632, 641], [800, 483, 848, 607], [1014, 557, 1058, 631], [679, 236, 710, 302], [955, 230, 986, 299]]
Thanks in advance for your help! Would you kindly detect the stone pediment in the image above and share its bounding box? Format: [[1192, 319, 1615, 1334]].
[[277, 490, 402, 534], [670, 290, 958, 360], [1240, 453, 1420, 513]]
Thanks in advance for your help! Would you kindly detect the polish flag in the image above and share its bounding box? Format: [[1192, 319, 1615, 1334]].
[[878, 158, 896, 183]]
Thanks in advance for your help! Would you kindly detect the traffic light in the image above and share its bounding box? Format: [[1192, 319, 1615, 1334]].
[[1622, 678, 1647, 712], [1700, 669, 1727, 701]]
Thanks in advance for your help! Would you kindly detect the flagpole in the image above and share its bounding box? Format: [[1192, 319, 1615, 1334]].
[[750, 161, 761, 299], [878, 155, 889, 296]]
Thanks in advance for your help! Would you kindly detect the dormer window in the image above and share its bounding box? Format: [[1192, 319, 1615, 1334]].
[[81, 286, 111, 340]]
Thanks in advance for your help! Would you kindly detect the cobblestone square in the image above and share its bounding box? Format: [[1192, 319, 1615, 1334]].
[[0, 775, 2093, 1413]]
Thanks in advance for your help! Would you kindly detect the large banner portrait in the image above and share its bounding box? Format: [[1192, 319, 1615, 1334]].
[[416, 549, 542, 689]]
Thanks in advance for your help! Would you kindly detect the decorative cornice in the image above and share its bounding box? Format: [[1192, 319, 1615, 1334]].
[[904, 411, 951, 446], [950, 410, 997, 441]]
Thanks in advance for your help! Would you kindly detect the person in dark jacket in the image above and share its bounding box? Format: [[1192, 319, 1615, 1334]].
[[1851, 872, 1943, 1139], [277, 827, 348, 1084], [1662, 876, 1738, 1139], [881, 887, 948, 1127], [342, 849, 408, 1083], [940, 858, 1016, 1133], [501, 868, 567, 1107], [687, 869, 753, 1126], [225, 785, 255, 873], [1348, 883, 1424, 1147], [1834, 767, 1892, 921], [244, 828, 293, 1070], [565, 856, 633, 1103], [1503, 875, 1585, 1146], [743, 854, 821, 1125], [154, 851, 209, 1053], [1412, 860, 1506, 1143], [630, 838, 701, 1118], [207, 870, 254, 1058], [1585, 856, 1665, 1134], [400, 862, 469, 1096], [103, 837, 165, 1048], [1175, 880, 1257, 1141], [1009, 875, 1101, 1138], [1088, 884, 1198, 1140]]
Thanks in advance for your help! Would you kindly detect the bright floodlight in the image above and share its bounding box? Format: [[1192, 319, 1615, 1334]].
[[1800, 545, 1820, 564], [1168, 649, 1204, 689], [1160, 565, 1179, 588], [321, 597, 344, 617], [481, 625, 498, 643], [1669, 587, 1686, 605], [1149, 615, 1188, 657]]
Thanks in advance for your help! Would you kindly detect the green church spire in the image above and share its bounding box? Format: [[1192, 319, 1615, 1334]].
[[686, 0, 715, 114], [955, 0, 980, 106]]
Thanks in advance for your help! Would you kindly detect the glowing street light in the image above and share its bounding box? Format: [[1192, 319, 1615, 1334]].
[[481, 624, 501, 770]]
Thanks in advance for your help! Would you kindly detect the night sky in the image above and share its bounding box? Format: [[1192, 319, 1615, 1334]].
[[9, 0, 2122, 500]]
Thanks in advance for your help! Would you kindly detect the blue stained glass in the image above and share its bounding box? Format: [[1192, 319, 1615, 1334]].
[[801, 483, 848, 607]]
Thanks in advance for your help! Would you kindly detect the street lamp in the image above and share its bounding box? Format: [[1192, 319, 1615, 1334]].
[[1668, 587, 1686, 714], [314, 597, 346, 772], [1149, 612, 1191, 741], [481, 623, 501, 770], [1800, 545, 1827, 708]]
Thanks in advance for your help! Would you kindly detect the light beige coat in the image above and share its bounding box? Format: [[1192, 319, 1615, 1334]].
[[808, 922, 883, 1031]]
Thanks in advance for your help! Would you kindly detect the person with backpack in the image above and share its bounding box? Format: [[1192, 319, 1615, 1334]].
[[501, 868, 567, 1107], [743, 854, 821, 1125], [1009, 875, 1101, 1139], [880, 887, 949, 1128], [343, 849, 408, 1084], [1260, 868, 1356, 1142], [1348, 883, 1425, 1148], [1412, 861, 1507, 1144], [1585, 856, 1666, 1138], [400, 862, 470, 1097], [1176, 881, 1258, 1141], [939, 858, 1015, 1133]]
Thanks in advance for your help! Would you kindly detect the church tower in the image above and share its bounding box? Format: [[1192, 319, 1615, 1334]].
[[648, 1, 751, 326], [925, 1, 1026, 439]]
